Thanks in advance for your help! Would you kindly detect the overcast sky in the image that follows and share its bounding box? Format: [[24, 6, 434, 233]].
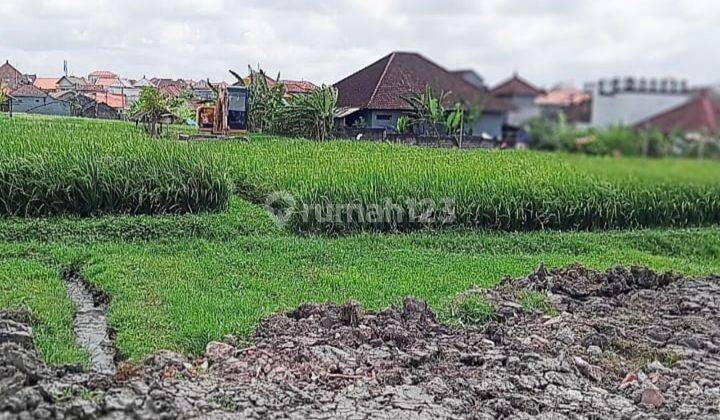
[[2, 0, 719, 88]]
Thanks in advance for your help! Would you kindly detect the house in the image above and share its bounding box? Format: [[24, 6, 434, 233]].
[[333, 52, 514, 137], [107, 79, 140, 105], [635, 90, 720, 135], [451, 70, 485, 89], [57, 76, 98, 92], [133, 76, 153, 88], [87, 91, 127, 110], [52, 91, 122, 119], [242, 73, 317, 96], [152, 78, 188, 98], [88, 70, 118, 85], [33, 78, 59, 93], [94, 77, 120, 89], [535, 85, 591, 123], [0, 60, 24, 89], [490, 73, 545, 126], [588, 77, 691, 128], [9, 84, 70, 116], [284, 80, 318, 95]]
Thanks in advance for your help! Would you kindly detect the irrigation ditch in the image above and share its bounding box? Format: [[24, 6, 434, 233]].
[[60, 266, 117, 376], [2, 265, 720, 418]]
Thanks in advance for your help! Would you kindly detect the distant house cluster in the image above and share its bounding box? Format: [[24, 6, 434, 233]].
[[331, 52, 720, 140], [3, 54, 718, 137]]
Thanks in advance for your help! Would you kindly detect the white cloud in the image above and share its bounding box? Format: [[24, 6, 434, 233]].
[[1, 0, 718, 87]]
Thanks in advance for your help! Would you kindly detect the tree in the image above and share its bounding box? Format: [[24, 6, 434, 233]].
[[133, 87, 170, 137], [402, 87, 449, 144], [0, 82, 8, 116]]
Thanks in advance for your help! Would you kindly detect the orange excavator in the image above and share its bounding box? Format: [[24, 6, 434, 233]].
[[195, 70, 249, 138]]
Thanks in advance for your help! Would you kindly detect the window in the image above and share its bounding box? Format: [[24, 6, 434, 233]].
[[376, 114, 392, 121]]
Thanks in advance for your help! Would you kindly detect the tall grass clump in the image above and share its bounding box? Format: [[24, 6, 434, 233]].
[[0, 116, 231, 217]]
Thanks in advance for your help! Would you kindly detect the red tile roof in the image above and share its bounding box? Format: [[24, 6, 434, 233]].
[[535, 88, 590, 107], [635, 91, 720, 134], [88, 91, 127, 109], [283, 80, 318, 94], [10, 84, 48, 97], [490, 73, 545, 97], [89, 70, 117, 79], [95, 77, 119, 88], [334, 52, 512, 112], [33, 78, 59, 92]]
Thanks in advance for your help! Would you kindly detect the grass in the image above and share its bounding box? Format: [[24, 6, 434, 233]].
[[1, 115, 719, 366], [2, 224, 719, 363], [4, 116, 720, 232], [0, 116, 230, 217], [205, 137, 720, 232]]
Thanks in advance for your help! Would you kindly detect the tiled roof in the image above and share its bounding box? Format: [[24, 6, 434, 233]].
[[88, 91, 127, 109], [635, 91, 720, 134], [284, 80, 318, 94], [10, 84, 48, 97], [89, 70, 117, 79], [490, 74, 545, 97], [334, 52, 512, 112], [95, 77, 119, 88], [158, 84, 184, 97], [535, 88, 590, 107], [33, 78, 59, 91]]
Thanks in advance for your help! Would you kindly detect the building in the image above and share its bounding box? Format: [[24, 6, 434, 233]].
[[283, 80, 318, 95], [0, 60, 24, 89], [589, 77, 691, 128], [635, 90, 720, 135], [33, 78, 59, 93], [57, 76, 97, 92], [535, 85, 592, 123], [87, 91, 127, 110], [333, 51, 513, 137], [88, 70, 118, 85], [451, 70, 485, 89], [108, 78, 140, 105], [9, 84, 70, 115], [490, 73, 545, 126], [242, 73, 317, 96], [52, 91, 122, 119]]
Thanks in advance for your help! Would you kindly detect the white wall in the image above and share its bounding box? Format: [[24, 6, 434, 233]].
[[591, 88, 690, 128]]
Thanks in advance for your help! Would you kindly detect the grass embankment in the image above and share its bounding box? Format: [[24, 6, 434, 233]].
[[0, 117, 230, 217]]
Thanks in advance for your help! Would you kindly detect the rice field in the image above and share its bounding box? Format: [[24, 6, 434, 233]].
[[206, 138, 720, 232], [0, 116, 230, 217], [3, 116, 720, 232]]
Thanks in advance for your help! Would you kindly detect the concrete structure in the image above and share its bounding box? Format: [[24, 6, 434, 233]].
[[589, 77, 691, 128]]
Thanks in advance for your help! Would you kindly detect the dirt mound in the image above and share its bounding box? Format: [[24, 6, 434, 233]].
[[2, 265, 720, 419]]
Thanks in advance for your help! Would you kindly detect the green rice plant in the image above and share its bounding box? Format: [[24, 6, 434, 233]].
[[0, 116, 231, 217], [203, 137, 720, 233]]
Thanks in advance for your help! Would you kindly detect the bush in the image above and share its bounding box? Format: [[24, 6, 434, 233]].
[[0, 117, 231, 217]]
